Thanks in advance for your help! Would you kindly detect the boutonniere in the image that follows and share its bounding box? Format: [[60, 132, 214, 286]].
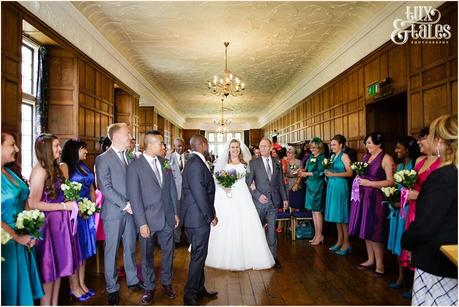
[[162, 160, 171, 171], [127, 149, 134, 160], [309, 157, 317, 164]]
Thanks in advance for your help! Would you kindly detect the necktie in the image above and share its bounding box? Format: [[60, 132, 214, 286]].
[[179, 155, 183, 172], [152, 157, 163, 186], [119, 151, 127, 166], [265, 158, 272, 181]]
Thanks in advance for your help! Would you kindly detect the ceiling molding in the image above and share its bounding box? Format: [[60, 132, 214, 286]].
[[18, 1, 186, 127], [257, 1, 443, 128]]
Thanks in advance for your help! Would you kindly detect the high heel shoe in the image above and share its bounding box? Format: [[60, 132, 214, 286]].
[[310, 238, 324, 246], [69, 290, 90, 302], [86, 289, 96, 297], [335, 246, 352, 256], [329, 244, 342, 252]]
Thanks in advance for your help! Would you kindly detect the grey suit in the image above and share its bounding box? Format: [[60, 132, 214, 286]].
[[166, 151, 186, 243], [95, 147, 139, 294], [246, 156, 288, 258], [127, 154, 178, 290]]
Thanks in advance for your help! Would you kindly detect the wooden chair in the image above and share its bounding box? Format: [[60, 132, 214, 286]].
[[276, 210, 291, 233]]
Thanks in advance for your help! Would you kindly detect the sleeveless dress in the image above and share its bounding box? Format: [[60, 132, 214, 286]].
[[70, 163, 96, 260], [400, 157, 440, 267], [304, 154, 326, 212], [1, 168, 44, 305], [324, 152, 350, 223], [387, 161, 413, 256], [206, 164, 275, 271], [349, 151, 387, 243], [35, 177, 82, 283]]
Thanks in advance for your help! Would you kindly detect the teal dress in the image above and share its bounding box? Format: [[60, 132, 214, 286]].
[[304, 154, 326, 212], [1, 168, 44, 305], [324, 152, 350, 223], [387, 161, 413, 256]]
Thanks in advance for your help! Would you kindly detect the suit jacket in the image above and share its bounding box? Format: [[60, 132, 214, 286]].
[[181, 153, 216, 228], [246, 157, 288, 208], [127, 155, 178, 232], [95, 147, 131, 221], [166, 151, 185, 200], [401, 165, 458, 278]]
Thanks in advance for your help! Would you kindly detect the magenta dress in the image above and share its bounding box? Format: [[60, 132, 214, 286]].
[[35, 178, 82, 283], [349, 151, 387, 243]]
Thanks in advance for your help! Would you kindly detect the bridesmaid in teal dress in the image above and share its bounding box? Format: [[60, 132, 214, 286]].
[[324, 135, 353, 256], [387, 137, 420, 289], [298, 137, 326, 246], [1, 132, 44, 305]]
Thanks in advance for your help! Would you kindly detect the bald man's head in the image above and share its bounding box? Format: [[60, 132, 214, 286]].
[[190, 134, 208, 154]]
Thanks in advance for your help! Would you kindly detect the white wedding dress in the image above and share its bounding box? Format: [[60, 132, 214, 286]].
[[205, 163, 275, 271]]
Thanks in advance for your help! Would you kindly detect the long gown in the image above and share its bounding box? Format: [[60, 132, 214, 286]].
[[1, 168, 44, 305], [206, 163, 275, 271], [348, 151, 387, 243], [70, 163, 96, 259], [324, 152, 349, 223], [35, 177, 82, 283]]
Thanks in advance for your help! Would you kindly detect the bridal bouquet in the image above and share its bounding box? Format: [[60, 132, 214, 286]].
[[351, 162, 368, 176], [15, 209, 46, 251], [78, 198, 100, 219], [214, 169, 246, 198], [393, 169, 417, 189], [61, 179, 82, 201], [381, 187, 400, 205]]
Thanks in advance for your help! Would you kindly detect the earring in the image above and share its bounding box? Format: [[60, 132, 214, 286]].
[[436, 144, 441, 158]]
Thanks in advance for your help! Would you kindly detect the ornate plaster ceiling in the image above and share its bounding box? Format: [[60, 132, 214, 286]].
[[72, 1, 389, 123]]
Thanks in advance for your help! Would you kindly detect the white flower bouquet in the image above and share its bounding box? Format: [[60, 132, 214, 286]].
[[322, 158, 333, 170], [351, 162, 368, 176], [61, 179, 82, 201], [15, 209, 45, 241], [78, 198, 100, 219], [394, 169, 417, 189]]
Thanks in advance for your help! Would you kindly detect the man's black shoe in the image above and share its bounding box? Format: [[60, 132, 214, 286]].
[[108, 291, 119, 305]]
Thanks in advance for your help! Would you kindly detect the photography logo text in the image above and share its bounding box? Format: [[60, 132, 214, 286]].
[[391, 6, 451, 45]]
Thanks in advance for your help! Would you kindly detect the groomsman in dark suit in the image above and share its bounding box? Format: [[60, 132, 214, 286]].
[[127, 130, 179, 304], [95, 123, 144, 306]]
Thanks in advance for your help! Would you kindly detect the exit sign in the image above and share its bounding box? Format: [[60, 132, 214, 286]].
[[367, 82, 380, 96]]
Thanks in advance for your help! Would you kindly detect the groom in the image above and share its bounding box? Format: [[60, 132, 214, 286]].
[[127, 130, 179, 304], [246, 137, 288, 269], [181, 134, 218, 306]]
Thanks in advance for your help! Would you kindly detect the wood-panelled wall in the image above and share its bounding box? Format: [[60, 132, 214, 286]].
[[249, 129, 263, 147], [78, 57, 115, 168], [138, 106, 182, 150], [263, 2, 457, 155], [2, 3, 22, 142]]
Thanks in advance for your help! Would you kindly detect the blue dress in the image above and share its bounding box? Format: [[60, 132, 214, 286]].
[[324, 152, 350, 223], [387, 161, 413, 256], [1, 168, 44, 305], [70, 163, 96, 260], [304, 154, 326, 212]]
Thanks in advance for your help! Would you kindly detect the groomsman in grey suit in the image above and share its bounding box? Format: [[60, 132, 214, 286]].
[[246, 137, 288, 269], [127, 130, 179, 304], [166, 137, 187, 245], [95, 123, 144, 306]]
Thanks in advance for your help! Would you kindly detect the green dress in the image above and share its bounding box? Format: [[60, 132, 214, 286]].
[[1, 168, 44, 305], [304, 154, 326, 212], [324, 152, 350, 223]]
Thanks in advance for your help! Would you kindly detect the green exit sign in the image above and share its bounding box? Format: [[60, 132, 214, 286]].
[[368, 82, 380, 96]]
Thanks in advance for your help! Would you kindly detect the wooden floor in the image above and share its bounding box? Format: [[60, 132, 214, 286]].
[[59, 231, 411, 306]]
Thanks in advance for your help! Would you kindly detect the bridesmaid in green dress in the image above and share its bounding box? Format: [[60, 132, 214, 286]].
[[324, 135, 353, 255], [298, 137, 326, 246], [1, 132, 44, 305]]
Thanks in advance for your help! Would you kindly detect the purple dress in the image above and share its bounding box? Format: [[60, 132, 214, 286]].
[[35, 178, 82, 283], [348, 151, 388, 243]]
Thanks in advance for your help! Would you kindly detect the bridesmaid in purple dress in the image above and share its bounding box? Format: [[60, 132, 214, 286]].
[[28, 134, 85, 305], [349, 133, 395, 276]]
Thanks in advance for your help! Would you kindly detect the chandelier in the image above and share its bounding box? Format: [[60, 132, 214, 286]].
[[214, 98, 231, 132], [207, 42, 245, 97]]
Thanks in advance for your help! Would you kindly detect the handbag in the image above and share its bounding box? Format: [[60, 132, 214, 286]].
[[295, 220, 314, 240]]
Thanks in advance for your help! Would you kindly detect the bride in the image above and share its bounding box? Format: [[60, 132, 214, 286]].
[[205, 139, 275, 271]]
